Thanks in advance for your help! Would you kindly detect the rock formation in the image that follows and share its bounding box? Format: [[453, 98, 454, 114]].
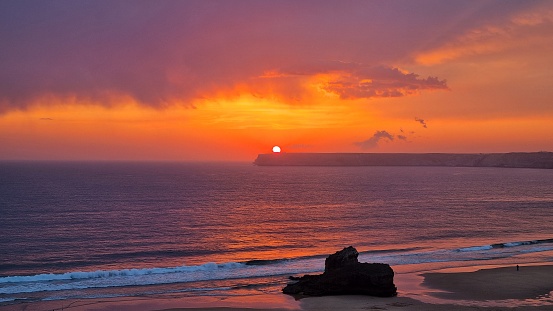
[[282, 246, 397, 297]]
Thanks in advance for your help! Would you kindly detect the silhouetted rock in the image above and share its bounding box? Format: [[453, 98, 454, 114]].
[[283, 246, 397, 297], [325, 246, 359, 272]]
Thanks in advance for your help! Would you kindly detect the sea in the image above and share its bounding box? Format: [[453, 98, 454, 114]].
[[1, 162, 553, 308]]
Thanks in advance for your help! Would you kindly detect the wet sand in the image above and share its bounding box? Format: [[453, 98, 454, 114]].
[[422, 265, 553, 301], [298, 264, 553, 310]]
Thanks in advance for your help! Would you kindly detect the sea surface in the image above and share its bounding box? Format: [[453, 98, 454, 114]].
[[1, 162, 553, 307]]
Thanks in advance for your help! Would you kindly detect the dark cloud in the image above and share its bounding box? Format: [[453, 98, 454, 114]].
[[267, 61, 448, 100], [2, 1, 523, 113], [0, 1, 300, 111], [324, 68, 448, 99], [0, 1, 195, 110], [355, 127, 416, 148], [415, 117, 428, 128], [354, 130, 395, 149]]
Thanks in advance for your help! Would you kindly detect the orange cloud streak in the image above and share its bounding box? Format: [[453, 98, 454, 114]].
[[416, 5, 553, 65]]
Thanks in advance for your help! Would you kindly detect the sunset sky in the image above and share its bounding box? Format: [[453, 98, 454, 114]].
[[1, 0, 553, 161]]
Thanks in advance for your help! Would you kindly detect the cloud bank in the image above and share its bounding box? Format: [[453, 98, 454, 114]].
[[1, 0, 544, 114], [264, 62, 448, 100], [0, 1, 460, 113]]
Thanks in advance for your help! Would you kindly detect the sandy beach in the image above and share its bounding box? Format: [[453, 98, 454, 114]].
[[422, 265, 553, 301], [3, 264, 553, 311]]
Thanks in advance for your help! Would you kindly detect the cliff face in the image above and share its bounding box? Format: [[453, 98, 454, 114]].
[[253, 152, 553, 169]]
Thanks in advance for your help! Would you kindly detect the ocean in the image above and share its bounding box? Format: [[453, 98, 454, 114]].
[[1, 162, 553, 307]]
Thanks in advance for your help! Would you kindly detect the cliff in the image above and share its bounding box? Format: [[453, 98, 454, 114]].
[[253, 152, 553, 169]]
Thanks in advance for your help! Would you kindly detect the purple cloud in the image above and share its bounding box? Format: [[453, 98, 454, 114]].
[[266, 61, 448, 100], [354, 130, 395, 149], [1, 1, 532, 113]]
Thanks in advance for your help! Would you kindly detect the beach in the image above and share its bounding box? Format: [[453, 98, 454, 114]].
[[4, 264, 553, 311]]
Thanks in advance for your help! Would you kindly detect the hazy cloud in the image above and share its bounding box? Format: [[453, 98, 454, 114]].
[[415, 2, 553, 64]]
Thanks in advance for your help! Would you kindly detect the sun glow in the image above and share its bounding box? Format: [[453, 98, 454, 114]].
[[272, 146, 281, 153]]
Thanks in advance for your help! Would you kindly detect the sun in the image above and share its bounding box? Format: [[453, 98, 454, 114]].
[[272, 146, 281, 153]]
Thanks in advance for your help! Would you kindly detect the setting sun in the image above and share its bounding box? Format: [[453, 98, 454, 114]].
[[272, 146, 281, 153], [1, 1, 553, 161]]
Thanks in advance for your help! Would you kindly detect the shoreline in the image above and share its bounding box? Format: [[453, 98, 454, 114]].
[[3, 263, 553, 311]]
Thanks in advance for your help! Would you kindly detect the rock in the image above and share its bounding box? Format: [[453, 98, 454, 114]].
[[325, 246, 359, 272], [283, 246, 397, 297]]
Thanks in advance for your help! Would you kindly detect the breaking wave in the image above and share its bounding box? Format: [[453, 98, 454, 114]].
[[1, 238, 552, 297], [0, 262, 244, 284], [457, 238, 553, 252]]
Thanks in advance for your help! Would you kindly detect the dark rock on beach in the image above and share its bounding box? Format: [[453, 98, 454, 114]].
[[325, 245, 359, 272], [282, 246, 397, 297]]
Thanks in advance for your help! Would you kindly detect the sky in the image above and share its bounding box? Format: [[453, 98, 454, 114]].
[[1, 0, 553, 161]]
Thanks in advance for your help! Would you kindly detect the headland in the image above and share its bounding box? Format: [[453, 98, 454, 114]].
[[254, 152, 553, 168]]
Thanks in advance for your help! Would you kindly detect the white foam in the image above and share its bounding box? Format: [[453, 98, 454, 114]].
[[0, 260, 306, 295], [504, 241, 539, 247], [2, 242, 552, 297], [0, 298, 16, 303], [457, 245, 493, 252], [0, 262, 244, 284], [521, 246, 553, 254]]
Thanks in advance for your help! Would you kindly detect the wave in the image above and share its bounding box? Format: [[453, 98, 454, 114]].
[[0, 298, 16, 303], [242, 246, 421, 267], [457, 238, 553, 252], [3, 239, 552, 286], [2, 238, 553, 296], [457, 245, 493, 252], [0, 262, 244, 284], [495, 238, 553, 248]]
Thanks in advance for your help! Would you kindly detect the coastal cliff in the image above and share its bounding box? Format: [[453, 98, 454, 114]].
[[253, 152, 553, 168]]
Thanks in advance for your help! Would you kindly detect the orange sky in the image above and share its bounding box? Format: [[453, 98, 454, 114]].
[[1, 1, 553, 161]]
